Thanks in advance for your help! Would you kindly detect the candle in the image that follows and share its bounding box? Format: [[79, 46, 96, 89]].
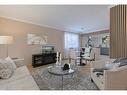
[[57, 52, 59, 62], [59, 53, 62, 64], [56, 52, 59, 65], [57, 52, 59, 57]]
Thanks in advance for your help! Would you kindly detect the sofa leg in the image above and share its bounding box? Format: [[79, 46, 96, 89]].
[[91, 78, 94, 82]]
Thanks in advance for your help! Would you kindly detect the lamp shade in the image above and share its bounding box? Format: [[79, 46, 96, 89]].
[[0, 36, 14, 44]]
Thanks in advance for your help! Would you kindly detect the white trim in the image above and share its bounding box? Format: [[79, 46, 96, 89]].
[[0, 16, 109, 34], [79, 28, 109, 34], [0, 16, 66, 33]]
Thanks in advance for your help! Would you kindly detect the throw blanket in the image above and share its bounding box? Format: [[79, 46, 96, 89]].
[[92, 68, 108, 77], [93, 68, 108, 73]]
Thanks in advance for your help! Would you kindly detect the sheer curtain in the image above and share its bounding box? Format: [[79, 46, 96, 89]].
[[64, 32, 79, 57]]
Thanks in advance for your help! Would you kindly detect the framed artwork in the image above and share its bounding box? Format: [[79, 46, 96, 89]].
[[27, 33, 47, 45]]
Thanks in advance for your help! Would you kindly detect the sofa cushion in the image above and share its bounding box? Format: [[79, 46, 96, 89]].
[[0, 76, 39, 90], [5, 57, 17, 70], [0, 66, 30, 85]]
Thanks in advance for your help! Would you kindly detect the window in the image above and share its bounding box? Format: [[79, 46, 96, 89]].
[[64, 32, 79, 51]]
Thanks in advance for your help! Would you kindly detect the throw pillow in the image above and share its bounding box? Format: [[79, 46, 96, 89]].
[[113, 58, 127, 67], [0, 59, 14, 79], [112, 63, 120, 70], [105, 62, 120, 70], [105, 63, 114, 69], [5, 57, 17, 70], [93, 62, 120, 74], [113, 58, 121, 63], [119, 62, 127, 67]]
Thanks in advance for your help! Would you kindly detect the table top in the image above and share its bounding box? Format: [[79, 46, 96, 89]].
[[48, 65, 76, 76]]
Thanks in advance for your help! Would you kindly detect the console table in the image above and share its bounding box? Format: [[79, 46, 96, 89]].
[[32, 53, 56, 67], [100, 47, 109, 55]]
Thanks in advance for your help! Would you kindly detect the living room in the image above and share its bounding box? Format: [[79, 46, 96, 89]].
[[0, 4, 127, 91]]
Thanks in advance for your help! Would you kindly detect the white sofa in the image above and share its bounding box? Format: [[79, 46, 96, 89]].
[[0, 66, 39, 90], [91, 58, 127, 90]]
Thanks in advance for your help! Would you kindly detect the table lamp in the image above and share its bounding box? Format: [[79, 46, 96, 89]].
[[0, 36, 14, 57]]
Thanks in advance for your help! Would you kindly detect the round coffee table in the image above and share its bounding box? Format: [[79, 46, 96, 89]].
[[48, 65, 76, 90]]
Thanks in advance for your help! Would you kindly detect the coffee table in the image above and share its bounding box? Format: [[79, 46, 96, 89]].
[[48, 65, 77, 90]]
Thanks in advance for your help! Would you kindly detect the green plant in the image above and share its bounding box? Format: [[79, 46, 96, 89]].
[[87, 36, 93, 47]]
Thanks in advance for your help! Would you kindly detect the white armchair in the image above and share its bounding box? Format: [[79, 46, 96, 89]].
[[90, 58, 127, 90], [68, 48, 80, 65], [82, 47, 91, 57], [82, 48, 95, 64]]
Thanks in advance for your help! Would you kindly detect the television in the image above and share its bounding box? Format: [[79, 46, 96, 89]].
[[42, 45, 55, 54]]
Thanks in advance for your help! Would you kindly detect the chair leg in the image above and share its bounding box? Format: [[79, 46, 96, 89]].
[[72, 59, 77, 67], [85, 60, 87, 64], [75, 60, 76, 66], [91, 78, 94, 82], [69, 58, 71, 63]]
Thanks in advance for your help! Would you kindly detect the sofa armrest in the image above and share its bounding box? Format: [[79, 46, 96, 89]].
[[90, 68, 94, 73], [91, 60, 107, 68], [15, 61, 25, 68], [91, 59, 115, 69], [104, 66, 127, 90]]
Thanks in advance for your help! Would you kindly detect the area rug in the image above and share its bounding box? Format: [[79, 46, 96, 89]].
[[31, 66, 98, 90]]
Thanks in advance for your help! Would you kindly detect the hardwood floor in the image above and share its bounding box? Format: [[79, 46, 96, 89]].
[[27, 55, 109, 74], [78, 63, 91, 75], [27, 62, 91, 75]]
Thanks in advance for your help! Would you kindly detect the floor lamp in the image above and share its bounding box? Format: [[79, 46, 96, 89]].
[[0, 36, 14, 57]]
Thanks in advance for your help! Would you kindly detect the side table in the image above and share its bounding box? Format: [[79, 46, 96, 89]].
[[48, 65, 76, 90]]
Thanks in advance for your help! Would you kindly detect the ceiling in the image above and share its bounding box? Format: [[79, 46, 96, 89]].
[[0, 5, 112, 33]]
